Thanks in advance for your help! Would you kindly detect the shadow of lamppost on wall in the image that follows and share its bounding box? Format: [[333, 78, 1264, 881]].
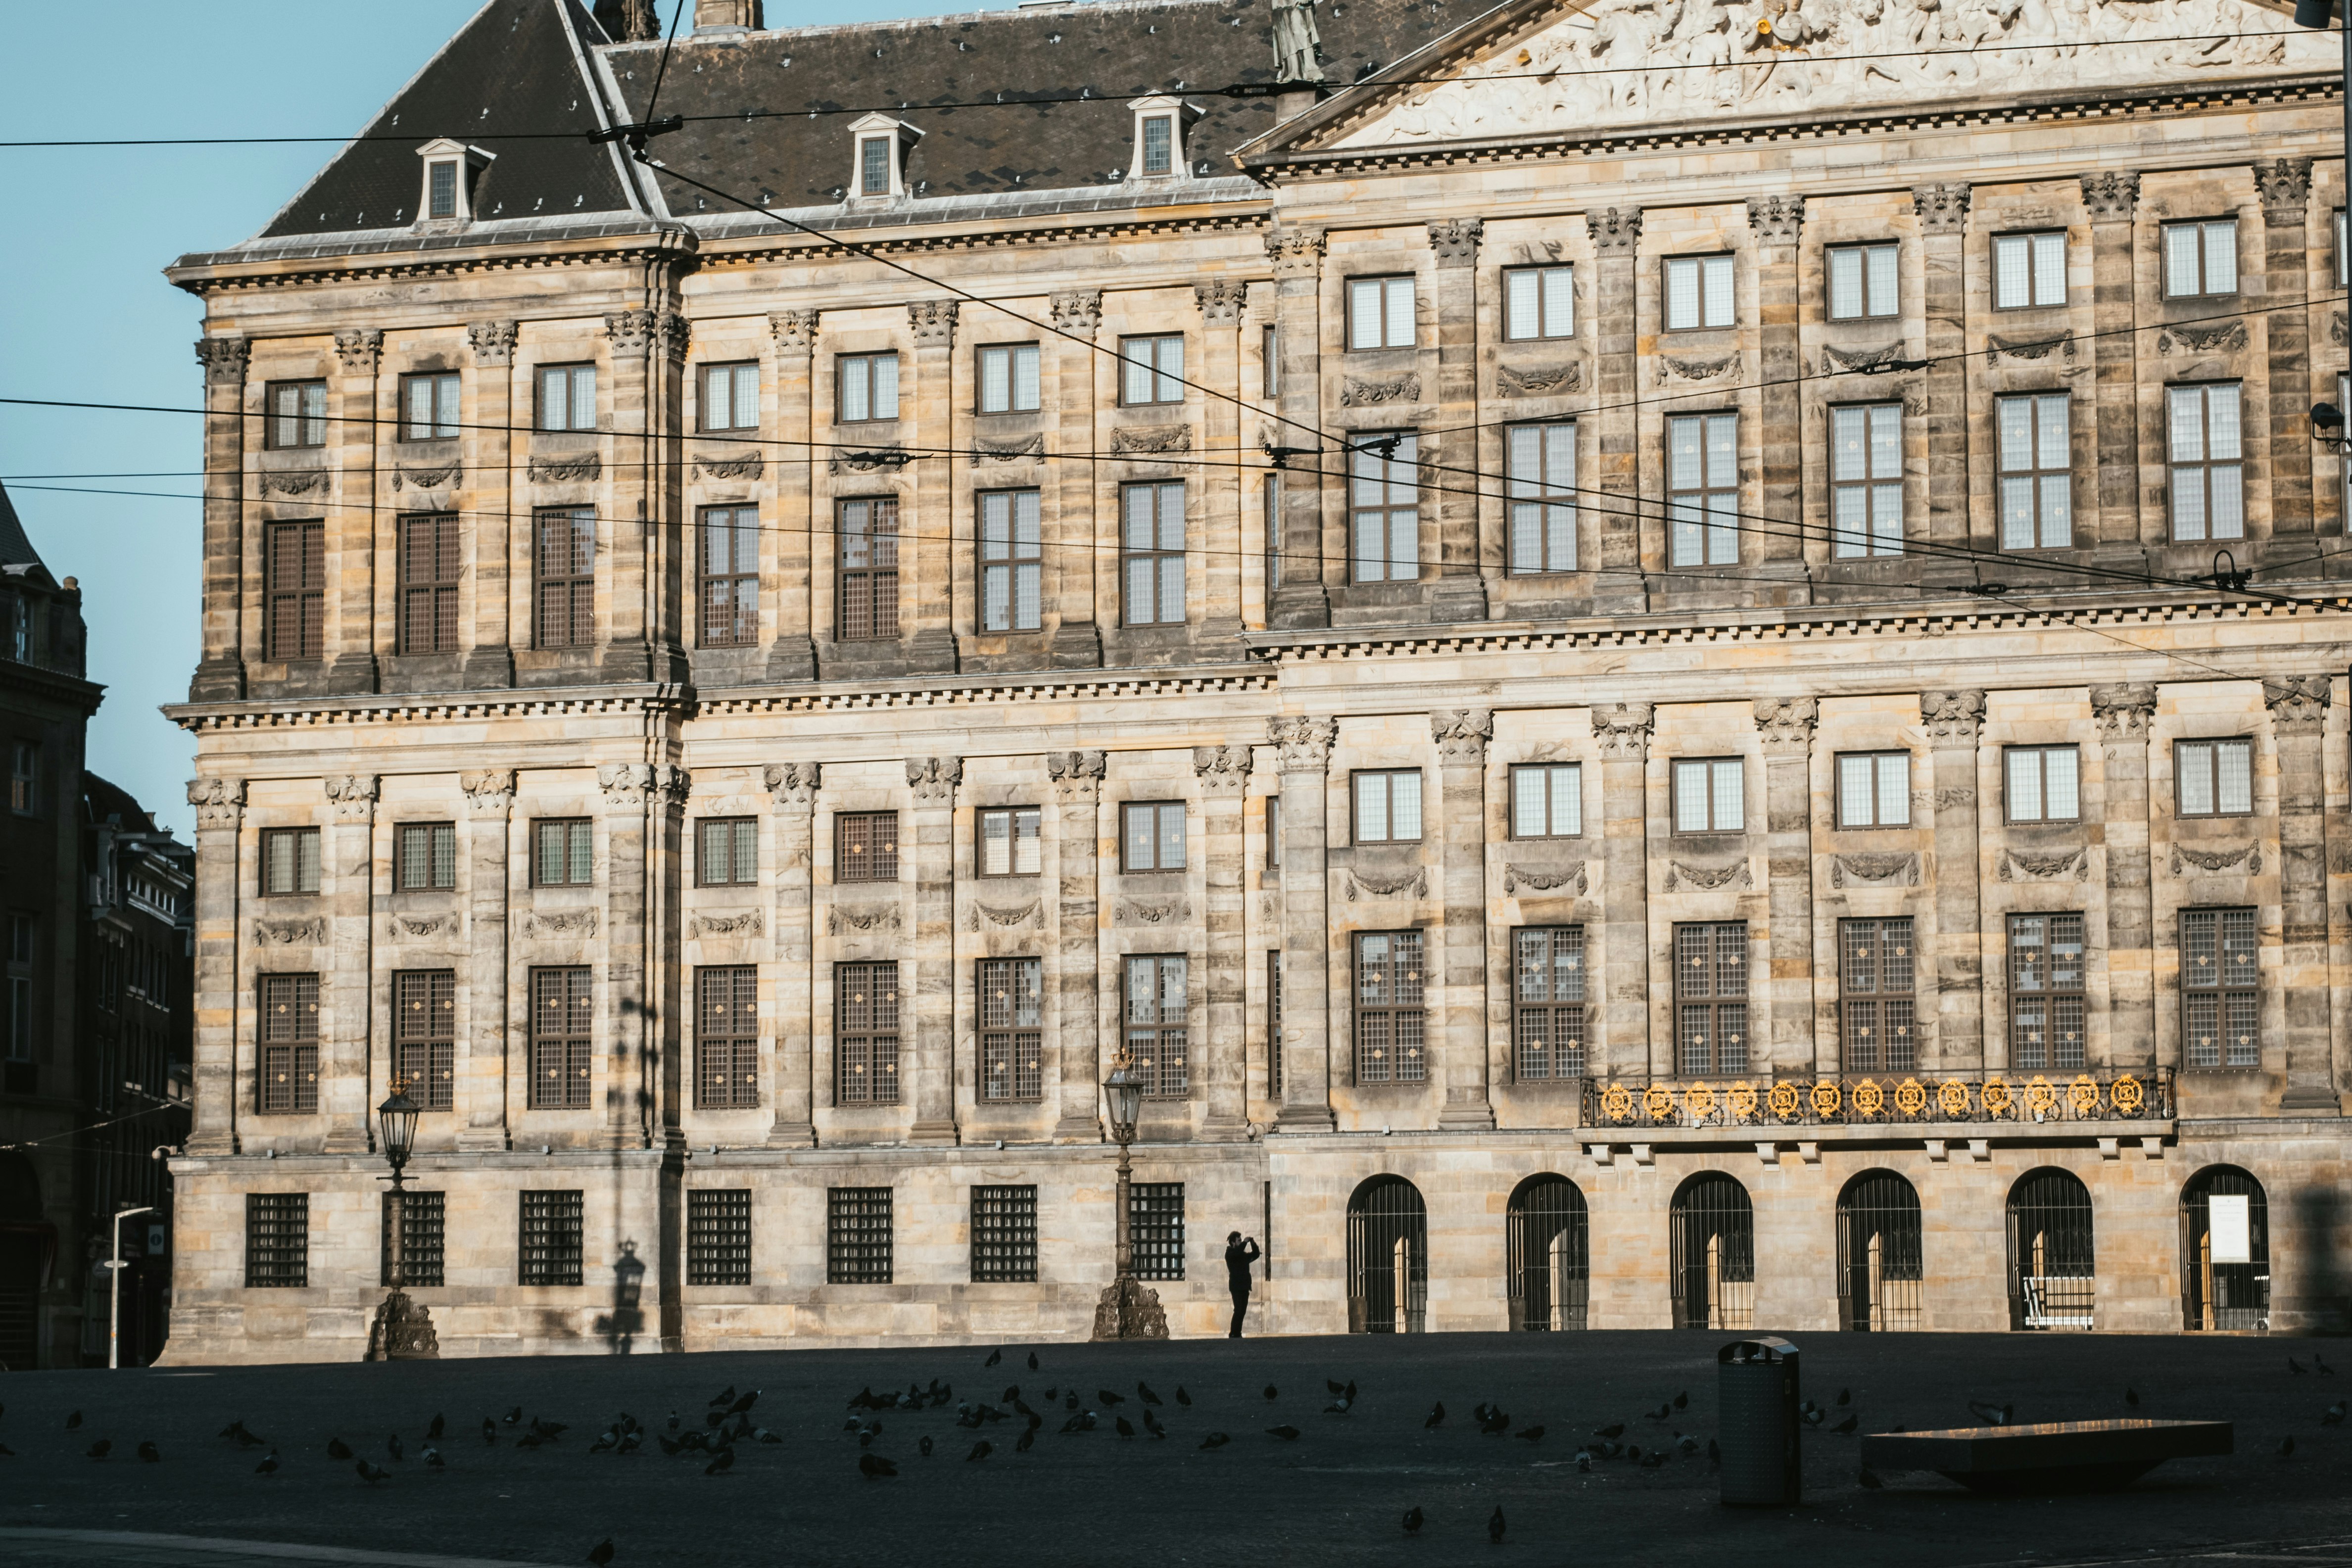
[[2292, 1184, 2349, 1332], [595, 1239, 646, 1353]]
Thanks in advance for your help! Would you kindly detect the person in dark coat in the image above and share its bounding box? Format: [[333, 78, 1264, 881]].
[[1224, 1232, 1262, 1337]]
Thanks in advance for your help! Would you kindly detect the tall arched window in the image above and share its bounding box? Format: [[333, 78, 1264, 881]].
[[2180, 1165, 2269, 1330], [1669, 1172, 1754, 1330], [1836, 1170, 1923, 1331], [2007, 1167, 2095, 1330], [1506, 1175, 1588, 1331], [1346, 1175, 1427, 1333]]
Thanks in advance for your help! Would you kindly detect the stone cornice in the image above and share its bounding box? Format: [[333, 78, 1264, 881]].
[[166, 226, 700, 298]]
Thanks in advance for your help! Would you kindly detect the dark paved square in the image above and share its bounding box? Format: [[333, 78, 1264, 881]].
[[1, 1333, 2349, 1568]]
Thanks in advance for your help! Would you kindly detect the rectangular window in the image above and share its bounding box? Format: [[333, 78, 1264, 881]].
[[836, 353, 900, 423], [2162, 219, 2238, 298], [1997, 393, 2072, 550], [1354, 930, 1426, 1083], [696, 965, 759, 1110], [699, 505, 759, 646], [265, 520, 325, 662], [1266, 794, 1281, 869], [1510, 762, 1583, 839], [1140, 114, 1174, 175], [533, 508, 596, 648], [1512, 926, 1586, 1080], [1262, 323, 1278, 399], [835, 811, 899, 882], [1667, 412, 1739, 568], [979, 489, 1043, 632], [1122, 801, 1186, 872], [827, 1187, 893, 1283], [261, 828, 322, 896], [980, 956, 1044, 1101], [1267, 948, 1283, 1098], [4, 914, 32, 1063], [1349, 435, 1420, 582], [860, 136, 891, 196], [835, 961, 901, 1105], [1993, 231, 2067, 310], [1664, 254, 1735, 331], [836, 497, 900, 641], [1674, 922, 1749, 1074], [257, 973, 320, 1113], [1132, 1183, 1185, 1281], [1119, 334, 1186, 405], [1353, 769, 1424, 844], [1838, 917, 1915, 1072], [428, 159, 459, 219], [1503, 264, 1574, 340], [2182, 907, 2258, 1069], [381, 1190, 444, 1287], [2005, 746, 2080, 823], [267, 381, 327, 449], [1835, 753, 1911, 829], [977, 343, 1041, 414], [1347, 276, 1416, 349], [970, 1185, 1039, 1282], [392, 968, 455, 1111], [535, 364, 597, 431], [397, 513, 460, 655], [2008, 912, 2085, 1070], [533, 819, 593, 887], [1124, 953, 1189, 1097], [401, 373, 461, 440], [1830, 403, 1904, 558], [2167, 384, 2244, 543], [700, 362, 760, 432], [1120, 481, 1187, 625], [6, 744, 33, 816], [1506, 422, 1577, 573], [518, 1189, 585, 1286], [686, 1189, 752, 1285], [2339, 208, 2348, 288], [2176, 738, 2253, 817], [244, 1193, 308, 1288], [697, 817, 758, 886], [1826, 242, 1899, 321], [1672, 758, 1744, 834], [528, 967, 593, 1110], [978, 807, 1040, 877]]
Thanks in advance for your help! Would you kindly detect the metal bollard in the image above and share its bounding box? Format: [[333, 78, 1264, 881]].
[[1718, 1335, 1801, 1506]]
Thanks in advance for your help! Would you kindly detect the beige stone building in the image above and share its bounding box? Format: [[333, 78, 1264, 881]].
[[159, 0, 2352, 1361]]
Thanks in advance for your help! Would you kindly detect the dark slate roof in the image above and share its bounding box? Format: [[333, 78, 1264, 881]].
[[260, 0, 640, 239], [0, 480, 45, 573], [83, 773, 156, 833]]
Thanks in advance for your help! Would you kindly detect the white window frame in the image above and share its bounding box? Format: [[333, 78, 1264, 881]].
[[847, 112, 920, 200], [1126, 95, 1200, 181], [1664, 254, 1734, 331], [412, 137, 491, 227]]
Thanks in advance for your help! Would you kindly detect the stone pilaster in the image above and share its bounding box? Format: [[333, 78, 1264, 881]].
[[907, 755, 962, 1142], [1269, 716, 1337, 1130], [1432, 709, 1496, 1127], [328, 329, 383, 695], [1912, 186, 1971, 556], [2090, 686, 2157, 1068], [767, 311, 820, 680], [597, 310, 679, 682], [322, 773, 379, 1152], [599, 763, 655, 1146], [1049, 750, 1107, 1140], [764, 761, 820, 1145], [1753, 697, 1818, 1072], [2266, 676, 2338, 1106], [1747, 199, 1805, 580], [1591, 704, 1652, 1076], [1265, 228, 1331, 629], [650, 763, 688, 1147], [1587, 210, 1644, 613], [1427, 219, 1487, 624], [184, 778, 245, 1154], [1049, 291, 1104, 668], [456, 770, 514, 1150], [190, 337, 248, 701], [1194, 744, 1253, 1139], [2080, 172, 2144, 552], [906, 301, 960, 674], [1195, 281, 1249, 649], [1922, 690, 1986, 1070], [463, 322, 517, 689], [2257, 159, 2315, 538]]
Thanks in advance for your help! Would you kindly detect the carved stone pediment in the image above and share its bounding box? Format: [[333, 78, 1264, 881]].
[[258, 469, 329, 498], [827, 902, 903, 935], [687, 909, 764, 939], [1987, 333, 2075, 366], [1502, 861, 1587, 897], [1115, 898, 1193, 926], [1831, 852, 1920, 888], [1663, 859, 1750, 893], [1341, 372, 1421, 408], [1496, 361, 1582, 398]]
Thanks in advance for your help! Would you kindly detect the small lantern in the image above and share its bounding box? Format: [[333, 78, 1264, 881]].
[[377, 1085, 421, 1179], [2311, 401, 2347, 451], [1103, 1052, 1146, 1145]]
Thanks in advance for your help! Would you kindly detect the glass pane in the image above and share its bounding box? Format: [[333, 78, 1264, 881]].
[[1391, 773, 1422, 840], [2209, 464, 2243, 539], [1711, 760, 1742, 830], [2174, 467, 2206, 541], [1828, 249, 1862, 320], [2036, 395, 2068, 469], [1158, 804, 1185, 868], [2204, 222, 2237, 294], [1670, 501, 1704, 568], [1665, 258, 1697, 331], [2207, 384, 2241, 460], [1542, 267, 1573, 335], [1012, 345, 1039, 411], [2045, 748, 2079, 819], [732, 366, 757, 427], [704, 367, 732, 431], [1513, 769, 1545, 837], [1669, 417, 1702, 490], [980, 347, 1009, 413], [1675, 761, 1709, 832], [1868, 403, 1901, 479], [2008, 750, 2043, 820], [2217, 740, 2252, 814], [1156, 483, 1184, 551], [871, 355, 898, 420], [1551, 766, 1580, 836], [1351, 280, 1383, 348], [982, 812, 1009, 875], [1015, 811, 1042, 876], [1126, 805, 1155, 869], [1703, 256, 1734, 327], [1357, 773, 1389, 841], [1507, 269, 1538, 338], [1388, 508, 1418, 577], [1840, 754, 1874, 825], [2165, 226, 2200, 297], [1705, 414, 1737, 490], [1866, 244, 1897, 315], [1384, 279, 1414, 348], [1831, 406, 1864, 481], [2179, 742, 2214, 815], [1707, 493, 1738, 566], [2039, 473, 2070, 547], [1833, 487, 1867, 559], [1354, 508, 1386, 582], [1155, 335, 1184, 402], [1156, 556, 1182, 621], [1872, 483, 1903, 553], [2031, 232, 2066, 306], [1143, 115, 1171, 174], [2169, 387, 2205, 463], [1994, 235, 2027, 309], [1998, 397, 2031, 471], [1122, 343, 1151, 406], [841, 357, 868, 423], [1876, 755, 1909, 826]]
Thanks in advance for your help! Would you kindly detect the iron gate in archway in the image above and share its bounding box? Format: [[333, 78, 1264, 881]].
[[1506, 1175, 1588, 1331], [1346, 1176, 1427, 1333], [2007, 1168, 2095, 1330], [1836, 1170, 1923, 1331], [1669, 1173, 1754, 1330]]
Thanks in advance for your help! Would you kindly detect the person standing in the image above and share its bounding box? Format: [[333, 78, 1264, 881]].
[[1224, 1231, 1262, 1338]]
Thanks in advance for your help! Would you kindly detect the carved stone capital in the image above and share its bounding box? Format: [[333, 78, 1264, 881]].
[[768, 309, 819, 351], [908, 300, 959, 348], [653, 764, 691, 808], [1921, 689, 1987, 745], [764, 760, 821, 808], [333, 329, 384, 377], [194, 336, 250, 387], [1049, 749, 1106, 805], [1051, 290, 1103, 340], [1194, 280, 1247, 325], [1746, 195, 1804, 245], [598, 762, 655, 808], [656, 311, 691, 362], [1912, 183, 1971, 235], [604, 310, 655, 354], [1590, 703, 1652, 760], [1752, 696, 1818, 757], [1193, 744, 1253, 795], [1586, 207, 1642, 257], [187, 776, 245, 829], [1269, 715, 1337, 775], [2079, 171, 2140, 224], [2090, 683, 2158, 739], [2256, 157, 2313, 227], [2264, 675, 2332, 734], [1265, 226, 1327, 280], [325, 773, 380, 823], [1431, 708, 1493, 764], [467, 320, 517, 367], [461, 768, 515, 819], [907, 755, 962, 805], [1427, 217, 1483, 267]]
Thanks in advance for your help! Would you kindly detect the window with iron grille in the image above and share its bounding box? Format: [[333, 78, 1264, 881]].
[[1839, 918, 1915, 1072], [1998, 393, 2072, 550], [837, 497, 900, 641], [2005, 746, 2080, 823], [2009, 913, 2085, 1070], [1664, 254, 1734, 331], [1124, 954, 1188, 1097], [1667, 413, 1738, 568], [701, 362, 760, 432], [980, 956, 1044, 1101], [978, 807, 1040, 877], [257, 973, 319, 1113], [970, 1185, 1038, 1282], [1354, 931, 1426, 1083], [979, 489, 1043, 632], [1674, 923, 1749, 1075], [1512, 927, 1585, 1080], [1121, 481, 1187, 625], [534, 509, 596, 648], [1506, 422, 1576, 574], [396, 514, 460, 656], [1122, 801, 1186, 871], [1830, 404, 1904, 558], [536, 364, 597, 431], [1503, 265, 1573, 340], [2182, 907, 2258, 1069], [395, 822, 456, 891], [261, 827, 321, 896], [697, 966, 759, 1110], [267, 380, 328, 449], [977, 343, 1041, 414], [1267, 949, 1283, 1099], [697, 818, 758, 886], [519, 1189, 584, 1285], [1347, 276, 1416, 349], [529, 967, 593, 1109], [828, 1187, 894, 1283], [700, 506, 758, 647], [1993, 231, 2066, 309], [687, 1189, 752, 1285], [1349, 436, 1420, 583], [1132, 1182, 1185, 1281], [835, 961, 900, 1104], [402, 372, 461, 440], [381, 1190, 445, 1287], [1827, 242, 1898, 321], [393, 969, 456, 1110], [1352, 769, 1423, 844], [836, 811, 899, 882], [245, 1192, 308, 1287], [265, 520, 324, 662], [2176, 738, 2253, 818], [1836, 753, 1910, 829], [533, 819, 593, 886], [1672, 758, 1743, 834], [2168, 384, 2244, 543], [836, 353, 900, 422], [1510, 763, 1581, 839], [2162, 219, 2238, 298]]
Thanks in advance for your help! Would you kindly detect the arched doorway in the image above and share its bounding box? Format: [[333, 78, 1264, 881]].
[[1669, 1172, 1754, 1330], [0, 1152, 46, 1371], [1346, 1176, 1426, 1333], [1506, 1175, 1588, 1331], [2181, 1166, 2269, 1330], [2008, 1168, 2095, 1330], [1836, 1171, 1923, 1331]]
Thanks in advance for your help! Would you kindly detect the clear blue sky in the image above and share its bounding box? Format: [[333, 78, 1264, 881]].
[[0, 0, 1006, 838]]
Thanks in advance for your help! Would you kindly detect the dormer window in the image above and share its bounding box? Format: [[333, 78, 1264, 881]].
[[413, 138, 492, 228], [846, 113, 920, 201], [860, 138, 889, 196], [1126, 96, 1202, 183]]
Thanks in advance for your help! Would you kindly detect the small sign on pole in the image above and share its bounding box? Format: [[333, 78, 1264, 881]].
[[2209, 1193, 2251, 1264]]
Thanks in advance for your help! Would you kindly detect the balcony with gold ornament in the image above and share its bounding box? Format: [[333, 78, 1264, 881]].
[[1575, 1068, 2175, 1147]]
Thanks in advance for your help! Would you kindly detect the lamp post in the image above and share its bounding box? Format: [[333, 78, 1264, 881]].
[[366, 1084, 438, 1361], [107, 1205, 153, 1370], [1089, 1051, 1169, 1341]]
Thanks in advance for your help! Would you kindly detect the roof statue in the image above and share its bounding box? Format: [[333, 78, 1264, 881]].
[[1273, 0, 1327, 84]]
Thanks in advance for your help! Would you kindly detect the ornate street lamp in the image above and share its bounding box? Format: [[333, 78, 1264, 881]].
[[2310, 401, 2348, 453], [367, 1083, 439, 1361], [1090, 1051, 1168, 1341]]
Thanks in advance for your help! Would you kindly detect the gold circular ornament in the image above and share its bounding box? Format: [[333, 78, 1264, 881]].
[[1643, 1084, 1678, 1123], [1602, 1083, 1634, 1122], [1685, 1082, 1719, 1120], [1982, 1076, 2013, 1116], [1727, 1081, 1759, 1120], [2067, 1073, 2100, 1117], [1852, 1079, 1885, 1117], [1894, 1078, 1928, 1117], [2111, 1074, 2144, 1114], [1937, 1078, 1971, 1119], [2025, 1074, 2058, 1116], [1811, 1080, 1843, 1119], [1769, 1080, 1801, 1120]]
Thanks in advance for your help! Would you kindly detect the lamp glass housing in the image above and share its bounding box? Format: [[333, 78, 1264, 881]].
[[377, 1087, 422, 1170], [1103, 1059, 1145, 1142]]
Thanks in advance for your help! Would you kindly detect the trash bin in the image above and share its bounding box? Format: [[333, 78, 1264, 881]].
[[1718, 1336, 1801, 1506]]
